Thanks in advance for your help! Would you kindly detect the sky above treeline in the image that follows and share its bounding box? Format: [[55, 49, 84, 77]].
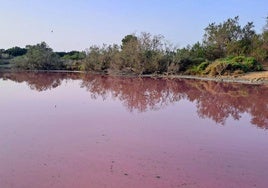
[[1, 0, 267, 51]]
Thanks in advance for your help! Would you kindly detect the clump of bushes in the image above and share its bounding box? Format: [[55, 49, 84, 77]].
[[11, 42, 63, 70], [177, 58, 205, 72], [204, 56, 263, 76], [185, 61, 210, 75]]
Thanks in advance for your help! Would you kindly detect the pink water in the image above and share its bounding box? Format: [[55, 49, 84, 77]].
[[0, 72, 268, 188]]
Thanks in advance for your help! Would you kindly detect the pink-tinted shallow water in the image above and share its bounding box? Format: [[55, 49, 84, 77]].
[[0, 72, 268, 188]]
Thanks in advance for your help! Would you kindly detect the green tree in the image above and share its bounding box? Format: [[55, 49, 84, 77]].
[[121, 34, 138, 49], [82, 44, 120, 72], [0, 49, 5, 59], [190, 42, 206, 59], [101, 44, 120, 71], [250, 17, 268, 61], [5, 46, 27, 57], [13, 42, 62, 70], [119, 34, 141, 72], [203, 16, 241, 60], [83, 46, 102, 71], [262, 17, 268, 55], [62, 51, 86, 60], [138, 32, 164, 74], [227, 22, 256, 56]]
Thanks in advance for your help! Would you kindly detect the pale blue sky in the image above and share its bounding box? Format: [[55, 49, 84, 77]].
[[0, 0, 267, 51]]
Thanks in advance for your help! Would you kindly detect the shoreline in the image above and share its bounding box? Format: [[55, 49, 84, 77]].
[[156, 74, 268, 85], [1, 69, 268, 85]]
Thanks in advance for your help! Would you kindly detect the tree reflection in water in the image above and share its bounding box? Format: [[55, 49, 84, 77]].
[[1, 71, 267, 128]]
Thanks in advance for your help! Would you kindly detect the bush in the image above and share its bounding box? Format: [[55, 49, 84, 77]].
[[175, 57, 205, 72], [185, 61, 210, 75], [232, 56, 245, 63], [204, 56, 263, 76], [11, 56, 29, 69], [204, 61, 229, 76], [197, 61, 210, 71], [12, 42, 63, 70]]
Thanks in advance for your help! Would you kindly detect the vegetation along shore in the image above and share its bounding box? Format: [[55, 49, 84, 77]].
[[1, 16, 267, 83]]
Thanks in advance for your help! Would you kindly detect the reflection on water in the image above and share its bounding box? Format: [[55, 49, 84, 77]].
[[1, 71, 268, 188], [1, 71, 267, 128]]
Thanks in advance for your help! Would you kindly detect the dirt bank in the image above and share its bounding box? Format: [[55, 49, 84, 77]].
[[152, 71, 268, 85]]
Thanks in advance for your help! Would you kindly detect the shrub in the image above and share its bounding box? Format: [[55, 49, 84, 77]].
[[185, 66, 199, 75], [232, 56, 245, 63], [185, 61, 210, 75], [175, 57, 206, 73], [197, 61, 210, 71], [204, 61, 229, 76], [204, 56, 263, 76], [12, 42, 62, 70]]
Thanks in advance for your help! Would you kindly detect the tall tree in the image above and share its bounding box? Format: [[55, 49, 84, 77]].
[[121, 34, 138, 49], [263, 16, 268, 53], [227, 22, 256, 56], [120, 34, 142, 73], [203, 16, 241, 59]]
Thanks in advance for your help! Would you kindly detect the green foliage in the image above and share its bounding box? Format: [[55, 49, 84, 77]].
[[142, 50, 162, 74], [80, 33, 168, 75], [55, 52, 67, 57], [198, 61, 210, 70], [119, 34, 142, 73], [185, 66, 199, 75], [204, 56, 263, 76], [203, 16, 259, 60], [134, 32, 164, 74], [175, 57, 206, 72], [157, 52, 176, 74], [260, 17, 268, 61], [185, 62, 210, 75], [203, 16, 241, 59], [121, 34, 138, 49], [2, 16, 268, 75], [55, 51, 86, 71], [83, 46, 102, 71], [11, 56, 28, 69], [82, 44, 120, 72], [176, 46, 191, 60], [12, 42, 62, 70], [190, 42, 206, 59], [174, 43, 206, 73], [62, 51, 86, 60], [5, 47, 27, 57]]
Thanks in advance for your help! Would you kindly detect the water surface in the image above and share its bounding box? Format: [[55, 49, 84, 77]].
[[0, 72, 268, 188]]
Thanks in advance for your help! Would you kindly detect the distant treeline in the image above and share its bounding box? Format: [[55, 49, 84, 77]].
[[1, 16, 267, 76]]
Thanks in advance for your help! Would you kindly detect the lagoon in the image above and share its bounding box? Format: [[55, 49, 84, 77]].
[[0, 72, 268, 188]]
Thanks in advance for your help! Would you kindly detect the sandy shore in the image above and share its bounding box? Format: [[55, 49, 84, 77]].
[[161, 71, 268, 85]]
